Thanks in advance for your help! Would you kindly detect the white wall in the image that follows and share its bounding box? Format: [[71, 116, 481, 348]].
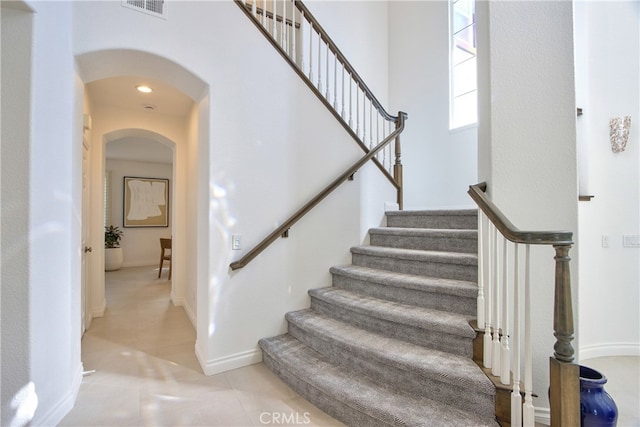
[[477, 0, 579, 418], [388, 1, 478, 209], [576, 0, 640, 359], [1, 3, 36, 426], [0, 2, 84, 425], [105, 157, 173, 267], [71, 0, 396, 378]]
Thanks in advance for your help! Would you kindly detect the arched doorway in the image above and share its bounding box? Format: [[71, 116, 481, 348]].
[[76, 49, 209, 347]]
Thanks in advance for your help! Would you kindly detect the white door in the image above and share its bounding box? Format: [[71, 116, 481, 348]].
[[81, 137, 92, 336]]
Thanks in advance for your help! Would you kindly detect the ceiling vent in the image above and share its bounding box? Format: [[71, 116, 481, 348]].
[[122, 0, 166, 19]]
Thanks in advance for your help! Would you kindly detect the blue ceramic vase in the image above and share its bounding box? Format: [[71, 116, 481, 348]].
[[580, 365, 618, 427]]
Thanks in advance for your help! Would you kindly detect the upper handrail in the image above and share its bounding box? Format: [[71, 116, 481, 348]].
[[235, 0, 401, 185], [292, 1, 397, 123], [468, 182, 573, 246], [230, 112, 407, 271]]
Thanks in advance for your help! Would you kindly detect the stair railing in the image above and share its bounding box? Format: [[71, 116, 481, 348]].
[[231, 0, 407, 270], [468, 182, 579, 427], [231, 113, 407, 271], [235, 0, 405, 207]]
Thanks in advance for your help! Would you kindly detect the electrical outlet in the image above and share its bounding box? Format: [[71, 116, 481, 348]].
[[623, 235, 640, 248], [232, 235, 241, 250], [601, 235, 609, 248]]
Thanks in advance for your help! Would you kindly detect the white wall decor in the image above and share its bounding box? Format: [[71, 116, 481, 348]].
[[609, 116, 631, 153]]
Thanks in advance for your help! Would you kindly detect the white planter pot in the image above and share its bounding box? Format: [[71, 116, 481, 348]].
[[105, 247, 124, 271]]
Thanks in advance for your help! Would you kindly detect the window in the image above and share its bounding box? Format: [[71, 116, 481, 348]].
[[449, 0, 477, 129]]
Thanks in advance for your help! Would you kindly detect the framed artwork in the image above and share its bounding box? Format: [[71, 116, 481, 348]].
[[123, 176, 169, 227]]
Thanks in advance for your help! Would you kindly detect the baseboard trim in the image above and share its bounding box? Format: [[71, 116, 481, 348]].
[[535, 407, 551, 426], [91, 299, 106, 318], [31, 362, 83, 426], [171, 295, 196, 328], [580, 343, 640, 360], [195, 345, 263, 376]]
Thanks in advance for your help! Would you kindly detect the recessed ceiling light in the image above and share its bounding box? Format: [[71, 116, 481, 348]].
[[136, 85, 153, 93]]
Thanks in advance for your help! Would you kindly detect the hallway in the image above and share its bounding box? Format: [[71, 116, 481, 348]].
[[60, 266, 341, 426]]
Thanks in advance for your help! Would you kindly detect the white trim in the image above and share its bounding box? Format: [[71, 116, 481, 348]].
[[195, 345, 263, 376], [31, 363, 83, 427], [449, 122, 478, 134], [171, 295, 196, 328], [91, 299, 106, 318], [579, 342, 640, 360], [535, 406, 551, 426]]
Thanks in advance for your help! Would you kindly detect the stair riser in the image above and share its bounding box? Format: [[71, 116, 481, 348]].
[[387, 214, 477, 230], [353, 253, 477, 282], [287, 322, 496, 420], [332, 274, 476, 316], [310, 297, 473, 358], [370, 233, 477, 254], [261, 347, 389, 427]]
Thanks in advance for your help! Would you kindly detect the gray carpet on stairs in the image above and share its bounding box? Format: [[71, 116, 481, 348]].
[[259, 209, 499, 426]]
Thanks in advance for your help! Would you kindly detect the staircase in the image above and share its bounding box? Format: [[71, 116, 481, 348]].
[[259, 210, 499, 426]]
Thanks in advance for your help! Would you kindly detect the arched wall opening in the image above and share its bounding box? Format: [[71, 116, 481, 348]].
[[76, 48, 209, 343]]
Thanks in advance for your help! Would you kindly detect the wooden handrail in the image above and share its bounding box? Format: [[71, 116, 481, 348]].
[[468, 182, 573, 245], [234, 0, 400, 186], [230, 112, 407, 271], [468, 182, 579, 426]]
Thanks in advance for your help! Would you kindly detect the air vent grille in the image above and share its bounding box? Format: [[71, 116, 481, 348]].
[[123, 0, 166, 19]]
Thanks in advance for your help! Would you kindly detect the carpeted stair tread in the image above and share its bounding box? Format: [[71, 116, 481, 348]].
[[351, 245, 477, 265], [309, 287, 475, 339], [330, 264, 476, 315], [370, 227, 477, 252], [260, 334, 498, 427], [386, 209, 477, 229], [286, 309, 495, 398], [351, 245, 477, 281], [330, 264, 477, 298]]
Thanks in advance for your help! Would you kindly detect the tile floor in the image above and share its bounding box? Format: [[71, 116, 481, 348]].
[[60, 266, 639, 427], [60, 266, 342, 427]]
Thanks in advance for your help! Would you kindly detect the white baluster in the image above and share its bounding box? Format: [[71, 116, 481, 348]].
[[333, 52, 338, 109], [511, 244, 522, 427], [523, 244, 535, 427], [369, 99, 374, 149], [282, 0, 287, 50], [484, 220, 493, 369], [299, 10, 305, 72], [362, 96, 367, 145], [477, 211, 485, 328], [272, 0, 277, 42], [317, 34, 322, 91], [262, 0, 267, 27], [492, 226, 501, 376], [341, 64, 345, 119], [291, 1, 296, 65], [356, 88, 360, 138], [500, 237, 511, 385], [325, 45, 330, 100], [308, 23, 313, 82], [252, 0, 257, 18], [348, 75, 353, 128]]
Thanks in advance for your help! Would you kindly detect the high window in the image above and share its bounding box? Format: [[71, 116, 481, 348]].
[[449, 0, 477, 130]]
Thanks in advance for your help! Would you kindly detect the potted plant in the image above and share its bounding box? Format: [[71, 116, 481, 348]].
[[104, 225, 124, 271]]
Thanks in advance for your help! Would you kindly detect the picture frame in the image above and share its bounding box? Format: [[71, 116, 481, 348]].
[[123, 176, 169, 227]]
